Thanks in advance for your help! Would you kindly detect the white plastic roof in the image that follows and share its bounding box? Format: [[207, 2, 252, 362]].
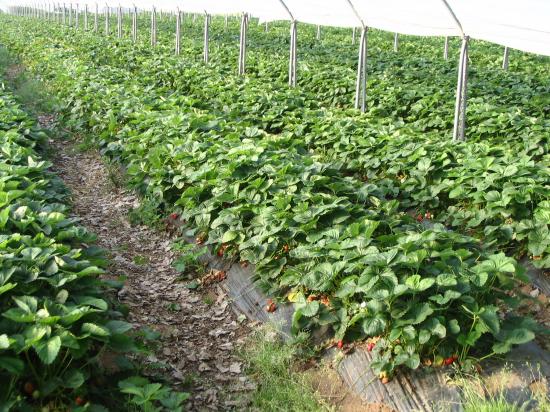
[[2, 0, 550, 56]]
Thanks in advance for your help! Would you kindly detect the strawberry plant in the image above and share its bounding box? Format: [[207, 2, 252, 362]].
[[0, 14, 546, 379]]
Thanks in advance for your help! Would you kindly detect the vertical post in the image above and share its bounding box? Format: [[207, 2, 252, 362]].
[[354, 27, 368, 112], [75, 3, 78, 28], [104, 3, 109, 35], [94, 3, 98, 32], [68, 2, 72, 26], [265, 22, 268, 32], [316, 25, 321, 41], [84, 4, 88, 30], [132, 5, 137, 42], [452, 36, 469, 141], [224, 14, 228, 29], [238, 13, 249, 75], [502, 47, 510, 70], [151, 6, 157, 46], [62, 2, 66, 25], [352, 27, 356, 45], [175, 8, 181, 55], [393, 33, 399, 52], [203, 13, 210, 64], [117, 5, 122, 38], [289, 20, 297, 87], [444, 36, 449, 60]]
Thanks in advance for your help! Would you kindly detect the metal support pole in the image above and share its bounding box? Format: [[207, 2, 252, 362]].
[[289, 20, 297, 86], [104, 3, 109, 35], [117, 5, 122, 38], [94, 3, 98, 32], [238, 13, 248, 75], [452, 36, 469, 141], [75, 3, 78, 28], [151, 7, 157, 46], [84, 4, 88, 30], [68, 2, 72, 26], [354, 27, 367, 112], [352, 27, 356, 45], [132, 5, 137, 42], [62, 2, 66, 24], [393, 33, 399, 52], [265, 22, 268, 32], [502, 47, 509, 70], [224, 14, 228, 29], [175, 9, 181, 55], [203, 13, 210, 63], [444, 36, 449, 60], [316, 25, 321, 41]]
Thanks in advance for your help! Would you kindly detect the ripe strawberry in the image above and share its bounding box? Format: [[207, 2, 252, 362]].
[[75, 396, 85, 406], [266, 299, 277, 313], [366, 342, 375, 352], [217, 243, 228, 257], [282, 244, 290, 253], [306, 294, 318, 302], [444, 357, 454, 365], [424, 211, 432, 219], [169, 212, 179, 220], [23, 382, 34, 395], [416, 214, 423, 222], [337, 340, 344, 349]]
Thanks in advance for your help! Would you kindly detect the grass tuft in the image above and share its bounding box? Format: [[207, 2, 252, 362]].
[[239, 326, 330, 411], [458, 368, 550, 412]]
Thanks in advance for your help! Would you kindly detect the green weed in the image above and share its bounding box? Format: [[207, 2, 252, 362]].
[[239, 326, 330, 411]]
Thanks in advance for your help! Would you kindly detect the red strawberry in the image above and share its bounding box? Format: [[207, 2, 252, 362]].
[[367, 342, 375, 352], [416, 214, 423, 222], [266, 299, 277, 313], [169, 212, 179, 220], [23, 382, 34, 395], [444, 357, 454, 365], [337, 340, 344, 349], [75, 396, 85, 406]]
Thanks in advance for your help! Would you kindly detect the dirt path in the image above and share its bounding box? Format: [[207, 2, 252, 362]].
[[44, 121, 253, 410]]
